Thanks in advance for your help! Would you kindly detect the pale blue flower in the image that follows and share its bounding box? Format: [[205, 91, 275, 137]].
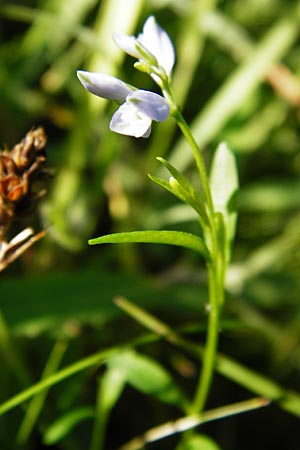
[[113, 16, 175, 79], [77, 70, 170, 138], [77, 71, 134, 101]]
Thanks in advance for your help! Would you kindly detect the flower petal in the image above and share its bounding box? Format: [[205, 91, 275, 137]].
[[138, 16, 175, 75], [127, 90, 170, 122], [109, 103, 152, 138], [77, 70, 134, 102], [112, 33, 141, 59]]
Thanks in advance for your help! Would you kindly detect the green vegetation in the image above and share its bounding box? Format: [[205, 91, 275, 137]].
[[0, 1, 299, 449]]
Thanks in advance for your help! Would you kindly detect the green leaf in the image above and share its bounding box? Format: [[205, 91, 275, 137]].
[[43, 407, 94, 445], [148, 174, 186, 203], [17, 340, 68, 444], [90, 368, 126, 450], [148, 173, 201, 215], [156, 157, 196, 196], [177, 434, 221, 450], [210, 142, 238, 259], [89, 230, 209, 260], [155, 158, 207, 219], [107, 350, 187, 407], [98, 368, 126, 418]]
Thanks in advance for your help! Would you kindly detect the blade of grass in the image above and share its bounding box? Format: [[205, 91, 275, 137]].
[[17, 340, 68, 445], [0, 347, 118, 417], [20, 0, 98, 57], [0, 334, 156, 418], [90, 369, 126, 450], [0, 4, 110, 52], [115, 297, 300, 417], [43, 406, 94, 445], [1, 298, 299, 419], [118, 397, 269, 450]]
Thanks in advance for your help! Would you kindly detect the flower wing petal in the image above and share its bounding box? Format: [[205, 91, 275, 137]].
[[128, 90, 170, 122], [112, 33, 141, 59], [138, 16, 175, 75], [110, 103, 152, 138], [77, 71, 133, 102]]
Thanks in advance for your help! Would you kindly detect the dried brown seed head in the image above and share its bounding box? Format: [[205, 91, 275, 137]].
[[0, 127, 48, 269]]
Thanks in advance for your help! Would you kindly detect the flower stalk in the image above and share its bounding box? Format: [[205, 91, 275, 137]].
[[190, 263, 223, 413], [171, 102, 226, 413], [171, 106, 214, 216]]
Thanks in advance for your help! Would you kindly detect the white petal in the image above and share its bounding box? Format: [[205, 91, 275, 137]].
[[109, 103, 152, 138], [141, 126, 152, 138], [112, 33, 141, 59], [127, 90, 170, 122], [77, 70, 133, 102], [138, 16, 175, 75]]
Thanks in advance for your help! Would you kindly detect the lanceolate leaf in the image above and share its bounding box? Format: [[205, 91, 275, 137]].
[[90, 367, 126, 450], [156, 157, 196, 196], [148, 173, 207, 221], [155, 158, 207, 219], [89, 230, 209, 260], [148, 174, 186, 203], [43, 407, 94, 445], [107, 350, 187, 407], [210, 142, 238, 260]]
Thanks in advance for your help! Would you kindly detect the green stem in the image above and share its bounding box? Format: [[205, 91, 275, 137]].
[[160, 80, 213, 216], [167, 99, 222, 413], [161, 81, 225, 413], [169, 101, 224, 413], [189, 264, 221, 413], [172, 107, 214, 216]]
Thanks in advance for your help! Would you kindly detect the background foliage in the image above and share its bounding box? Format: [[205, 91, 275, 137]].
[[0, 0, 300, 449]]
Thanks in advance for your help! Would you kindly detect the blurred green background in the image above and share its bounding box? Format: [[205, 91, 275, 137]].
[[0, 0, 300, 449]]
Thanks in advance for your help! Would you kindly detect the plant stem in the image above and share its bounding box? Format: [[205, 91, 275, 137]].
[[172, 107, 214, 215], [167, 98, 225, 413], [189, 264, 222, 413], [160, 82, 214, 216]]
